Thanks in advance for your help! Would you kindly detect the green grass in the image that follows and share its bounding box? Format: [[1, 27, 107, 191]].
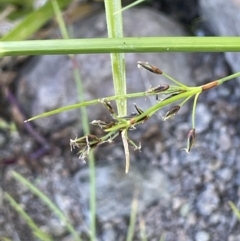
[[5, 171, 81, 241]]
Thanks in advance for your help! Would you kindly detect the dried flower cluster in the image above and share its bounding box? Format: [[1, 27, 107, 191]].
[[70, 61, 204, 172], [25, 61, 240, 173]]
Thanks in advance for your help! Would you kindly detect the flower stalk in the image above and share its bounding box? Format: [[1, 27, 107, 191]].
[[68, 61, 240, 171]]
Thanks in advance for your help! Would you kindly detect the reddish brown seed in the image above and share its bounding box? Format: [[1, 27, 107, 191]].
[[137, 61, 163, 74], [87, 134, 100, 143], [100, 99, 115, 114], [154, 84, 169, 92], [163, 105, 180, 120], [147, 84, 170, 94], [186, 128, 196, 153]]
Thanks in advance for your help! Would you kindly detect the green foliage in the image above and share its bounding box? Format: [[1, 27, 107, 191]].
[[229, 201, 240, 220], [10, 171, 82, 241], [0, 118, 16, 132], [51, 0, 96, 239], [1, 0, 72, 41], [4, 192, 53, 241]]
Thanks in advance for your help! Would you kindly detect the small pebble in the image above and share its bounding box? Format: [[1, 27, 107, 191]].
[[197, 185, 220, 216], [217, 168, 233, 182], [195, 230, 210, 241], [195, 104, 212, 133], [219, 131, 231, 151]]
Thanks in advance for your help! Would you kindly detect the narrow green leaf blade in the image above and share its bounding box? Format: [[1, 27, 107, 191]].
[[1, 0, 72, 41]]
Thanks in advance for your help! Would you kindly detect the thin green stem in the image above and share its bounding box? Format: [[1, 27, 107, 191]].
[[101, 131, 119, 142], [105, 88, 201, 132], [11, 171, 81, 241], [126, 190, 138, 241], [52, 2, 95, 239], [162, 72, 188, 88], [51, 0, 69, 40], [192, 93, 201, 129], [114, 0, 145, 15], [217, 72, 240, 85], [141, 89, 201, 120], [24, 90, 168, 122], [4, 192, 53, 241], [179, 94, 194, 107], [229, 201, 240, 220]]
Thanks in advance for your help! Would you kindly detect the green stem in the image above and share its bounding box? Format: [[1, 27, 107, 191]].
[[25, 90, 167, 122], [179, 94, 194, 107], [104, 0, 126, 116], [2, 37, 240, 56], [192, 93, 201, 129], [51, 1, 95, 239], [106, 88, 201, 132], [217, 72, 240, 85], [162, 72, 188, 88]]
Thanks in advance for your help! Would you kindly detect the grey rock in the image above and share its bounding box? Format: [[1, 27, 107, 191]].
[[180, 203, 190, 217], [197, 185, 220, 216], [172, 197, 184, 211], [43, 218, 67, 237], [163, 161, 182, 178], [187, 213, 197, 226], [74, 163, 169, 222], [195, 230, 210, 241], [217, 168, 233, 183], [218, 128, 232, 151], [195, 103, 212, 133], [101, 223, 117, 241], [17, 8, 194, 133], [209, 213, 221, 225], [199, 0, 240, 81]]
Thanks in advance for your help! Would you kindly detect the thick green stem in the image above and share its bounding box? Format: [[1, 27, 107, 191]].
[[104, 0, 126, 116], [2, 37, 240, 56]]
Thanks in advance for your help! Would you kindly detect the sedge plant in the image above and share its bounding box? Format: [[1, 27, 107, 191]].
[[68, 61, 240, 173], [25, 61, 240, 173]]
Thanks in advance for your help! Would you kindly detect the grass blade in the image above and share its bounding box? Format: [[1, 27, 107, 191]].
[[114, 0, 146, 15], [126, 190, 138, 241], [4, 192, 53, 241], [229, 201, 240, 220], [11, 171, 82, 241], [1, 0, 72, 41], [51, 1, 96, 239], [104, 0, 126, 116]]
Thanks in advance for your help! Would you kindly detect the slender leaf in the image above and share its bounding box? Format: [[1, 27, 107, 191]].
[[4, 192, 53, 241], [1, 37, 240, 56], [126, 191, 138, 241], [11, 171, 82, 241], [52, 0, 96, 239], [104, 0, 126, 116], [1, 0, 72, 41], [229, 201, 240, 220]]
